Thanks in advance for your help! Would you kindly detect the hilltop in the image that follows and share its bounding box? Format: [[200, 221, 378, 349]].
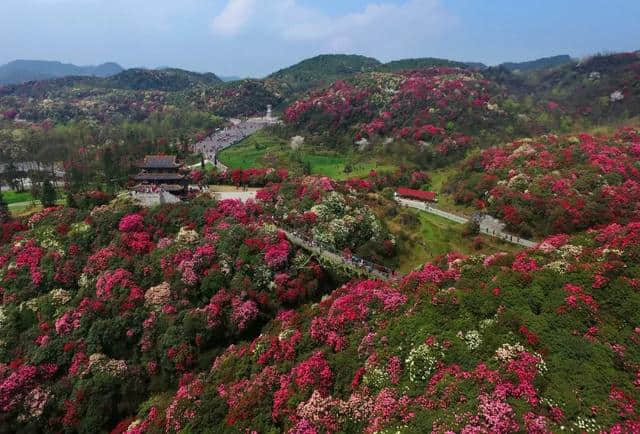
[[500, 54, 573, 73], [104, 68, 222, 91], [377, 57, 471, 72], [268, 54, 381, 95]]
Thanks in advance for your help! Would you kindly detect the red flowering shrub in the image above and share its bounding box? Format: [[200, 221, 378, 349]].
[[450, 127, 640, 237], [128, 221, 640, 433], [285, 67, 512, 167], [0, 195, 332, 431], [118, 213, 145, 233], [208, 168, 288, 187]]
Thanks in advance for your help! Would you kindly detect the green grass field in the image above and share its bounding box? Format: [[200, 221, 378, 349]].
[[218, 130, 288, 169], [2, 190, 36, 204], [300, 154, 397, 180], [218, 130, 398, 179], [387, 207, 518, 273], [8, 198, 66, 217]]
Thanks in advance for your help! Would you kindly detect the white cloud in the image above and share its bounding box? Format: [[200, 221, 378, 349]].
[[211, 0, 258, 35], [210, 0, 456, 60]]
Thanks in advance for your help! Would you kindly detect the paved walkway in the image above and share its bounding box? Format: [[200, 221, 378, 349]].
[[207, 189, 398, 280], [281, 229, 399, 281], [211, 190, 257, 202], [193, 118, 277, 171], [396, 197, 537, 248], [130, 190, 182, 207]]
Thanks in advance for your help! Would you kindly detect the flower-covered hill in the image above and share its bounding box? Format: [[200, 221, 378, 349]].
[[283, 67, 518, 167], [448, 127, 640, 238], [0, 72, 280, 124], [188, 79, 284, 118], [256, 176, 398, 266], [0, 196, 343, 432], [522, 51, 640, 124], [125, 222, 640, 433]]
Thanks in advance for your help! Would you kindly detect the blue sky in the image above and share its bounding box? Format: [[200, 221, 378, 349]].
[[1, 0, 639, 77]]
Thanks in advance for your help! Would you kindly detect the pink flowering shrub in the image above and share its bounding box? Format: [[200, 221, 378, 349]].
[[0, 194, 332, 431], [264, 237, 290, 268], [118, 213, 145, 233], [127, 219, 640, 433]]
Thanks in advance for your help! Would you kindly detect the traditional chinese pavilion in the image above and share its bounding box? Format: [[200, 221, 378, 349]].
[[132, 155, 188, 195]]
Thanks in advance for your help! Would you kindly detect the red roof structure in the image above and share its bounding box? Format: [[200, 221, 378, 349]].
[[396, 187, 437, 202]]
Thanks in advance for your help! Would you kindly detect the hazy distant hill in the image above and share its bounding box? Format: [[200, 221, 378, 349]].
[[0, 59, 123, 85], [219, 75, 243, 82], [500, 54, 573, 72], [268, 54, 381, 94]]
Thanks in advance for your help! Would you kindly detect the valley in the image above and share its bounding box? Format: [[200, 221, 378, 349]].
[[1, 48, 640, 433]]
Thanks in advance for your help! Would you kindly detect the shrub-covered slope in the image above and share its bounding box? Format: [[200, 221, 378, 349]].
[[0, 175, 403, 432], [2, 183, 639, 432], [491, 51, 640, 125], [0, 197, 334, 432], [448, 127, 640, 238], [269, 54, 381, 95], [284, 67, 518, 167], [125, 221, 640, 433]]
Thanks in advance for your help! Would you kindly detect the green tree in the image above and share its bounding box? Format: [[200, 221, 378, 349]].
[[102, 147, 117, 192], [0, 189, 10, 223], [66, 190, 78, 209], [4, 161, 21, 191], [41, 180, 57, 207]]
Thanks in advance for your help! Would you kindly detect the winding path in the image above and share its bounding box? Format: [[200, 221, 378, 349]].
[[281, 230, 399, 281], [396, 198, 537, 248], [193, 118, 275, 172], [208, 188, 398, 280]]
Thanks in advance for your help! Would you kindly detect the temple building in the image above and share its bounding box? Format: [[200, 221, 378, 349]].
[[132, 155, 188, 196]]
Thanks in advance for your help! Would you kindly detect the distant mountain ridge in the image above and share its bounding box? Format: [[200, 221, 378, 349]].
[[219, 75, 243, 82], [0, 59, 123, 85], [2, 52, 627, 122]]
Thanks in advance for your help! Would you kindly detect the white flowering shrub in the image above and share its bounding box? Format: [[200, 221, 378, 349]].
[[406, 343, 444, 383], [458, 329, 482, 350], [68, 222, 92, 241], [362, 365, 388, 390], [290, 135, 304, 150], [610, 90, 624, 102], [176, 227, 200, 244]]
